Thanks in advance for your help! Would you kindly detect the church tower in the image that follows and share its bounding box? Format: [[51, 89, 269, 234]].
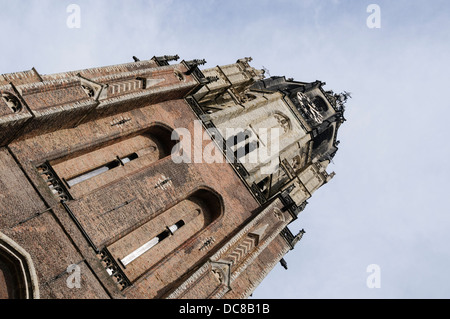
[[0, 55, 346, 299]]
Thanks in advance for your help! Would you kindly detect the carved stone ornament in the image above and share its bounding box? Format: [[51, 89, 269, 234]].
[[1, 92, 22, 113], [237, 90, 257, 104], [81, 84, 95, 97], [78, 75, 106, 100], [291, 155, 302, 172], [212, 268, 225, 284], [174, 69, 185, 82], [273, 207, 285, 222], [210, 261, 232, 289], [274, 113, 291, 133]]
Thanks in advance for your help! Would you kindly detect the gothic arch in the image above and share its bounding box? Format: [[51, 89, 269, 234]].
[[273, 111, 292, 133], [252, 111, 292, 135], [145, 186, 224, 258], [142, 122, 180, 158], [42, 122, 180, 197], [312, 96, 329, 113], [0, 233, 39, 299], [312, 125, 335, 152]]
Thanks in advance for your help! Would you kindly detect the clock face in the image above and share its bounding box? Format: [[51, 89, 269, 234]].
[[296, 92, 323, 124]]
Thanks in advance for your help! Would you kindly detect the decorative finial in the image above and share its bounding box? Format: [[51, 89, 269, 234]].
[[262, 66, 271, 77], [186, 59, 207, 67], [164, 55, 180, 62], [199, 76, 219, 85], [153, 55, 180, 66], [184, 59, 208, 75]]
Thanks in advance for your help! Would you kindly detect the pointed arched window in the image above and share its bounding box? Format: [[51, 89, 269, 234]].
[[0, 234, 39, 299]]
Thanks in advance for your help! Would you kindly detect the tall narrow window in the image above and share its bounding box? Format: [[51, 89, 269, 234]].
[[66, 153, 139, 187], [0, 236, 37, 299], [40, 125, 178, 198], [107, 189, 223, 282], [235, 140, 259, 160], [226, 129, 259, 162], [120, 220, 186, 267], [226, 129, 252, 146]]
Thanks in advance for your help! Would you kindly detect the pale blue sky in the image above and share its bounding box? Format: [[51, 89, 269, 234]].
[[1, 0, 449, 299]]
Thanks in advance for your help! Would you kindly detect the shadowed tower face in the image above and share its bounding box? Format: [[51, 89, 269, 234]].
[[0, 236, 38, 299], [0, 55, 346, 299]]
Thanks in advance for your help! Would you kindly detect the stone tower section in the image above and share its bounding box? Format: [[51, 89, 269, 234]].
[[191, 57, 347, 222], [0, 55, 346, 299]]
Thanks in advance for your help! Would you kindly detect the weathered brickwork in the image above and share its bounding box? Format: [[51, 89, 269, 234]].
[[0, 55, 346, 299]]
